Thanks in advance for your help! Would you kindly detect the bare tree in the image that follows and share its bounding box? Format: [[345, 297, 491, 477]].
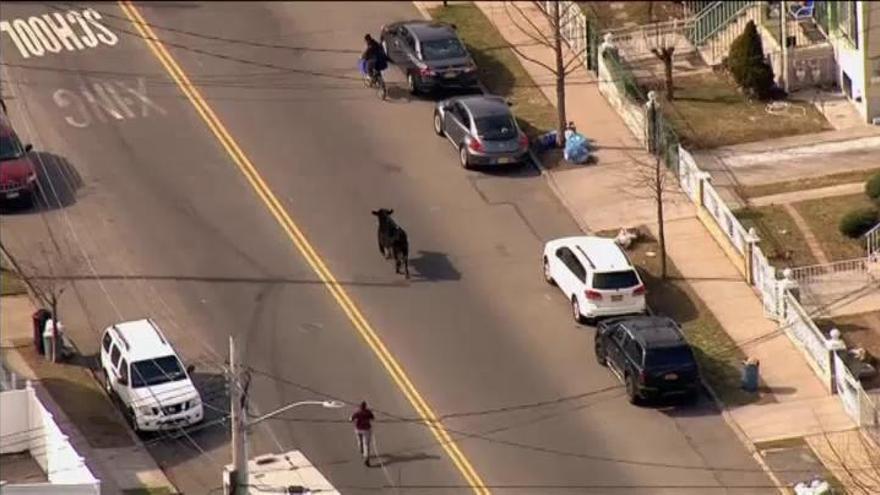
[[648, 22, 679, 101], [17, 242, 79, 362], [626, 146, 678, 279], [503, 1, 590, 146]]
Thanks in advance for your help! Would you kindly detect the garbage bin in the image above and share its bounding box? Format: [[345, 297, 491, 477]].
[[32, 309, 51, 355], [741, 357, 760, 392], [42, 318, 64, 363]]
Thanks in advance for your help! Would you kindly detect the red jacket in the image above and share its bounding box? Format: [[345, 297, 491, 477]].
[[351, 408, 374, 430]]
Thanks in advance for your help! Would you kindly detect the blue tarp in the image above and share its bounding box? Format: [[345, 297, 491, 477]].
[[564, 132, 590, 164]]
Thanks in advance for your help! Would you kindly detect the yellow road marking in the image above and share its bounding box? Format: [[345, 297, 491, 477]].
[[117, 2, 489, 493]]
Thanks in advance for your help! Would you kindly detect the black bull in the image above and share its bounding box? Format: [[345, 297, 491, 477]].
[[371, 208, 409, 279]]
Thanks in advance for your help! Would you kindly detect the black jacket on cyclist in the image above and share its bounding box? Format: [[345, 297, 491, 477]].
[[362, 39, 388, 72]]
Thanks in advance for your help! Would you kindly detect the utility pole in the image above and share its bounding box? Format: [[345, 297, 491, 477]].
[[780, 0, 790, 93], [228, 336, 248, 495]]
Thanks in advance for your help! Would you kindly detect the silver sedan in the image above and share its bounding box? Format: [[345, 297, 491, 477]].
[[433, 95, 529, 169]]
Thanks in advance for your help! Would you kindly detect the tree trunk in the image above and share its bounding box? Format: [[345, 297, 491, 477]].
[[663, 52, 674, 100], [553, 1, 567, 147], [655, 157, 667, 279]]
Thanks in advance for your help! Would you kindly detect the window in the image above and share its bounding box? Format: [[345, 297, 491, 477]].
[[452, 103, 469, 126], [475, 115, 516, 141], [623, 338, 644, 364], [592, 270, 640, 290], [119, 359, 129, 384], [837, 1, 859, 48], [0, 133, 25, 161], [611, 327, 627, 346], [420, 37, 467, 61], [130, 356, 186, 388], [645, 346, 696, 368], [557, 248, 586, 282], [102, 332, 112, 352], [110, 345, 121, 367]]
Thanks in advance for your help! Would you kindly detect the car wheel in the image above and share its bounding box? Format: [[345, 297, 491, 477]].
[[571, 296, 585, 324], [433, 112, 444, 136], [542, 257, 555, 285], [595, 342, 607, 366], [407, 73, 420, 95], [625, 374, 640, 405], [382, 40, 388, 56], [459, 145, 471, 169], [126, 406, 140, 433]]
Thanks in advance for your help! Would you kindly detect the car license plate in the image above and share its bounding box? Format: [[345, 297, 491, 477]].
[[444, 71, 457, 79], [664, 373, 678, 380], [496, 157, 512, 164], [5, 191, 19, 199], [611, 295, 623, 302]]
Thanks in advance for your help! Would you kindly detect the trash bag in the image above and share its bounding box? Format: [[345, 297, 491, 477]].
[[535, 131, 558, 153], [564, 132, 590, 164]]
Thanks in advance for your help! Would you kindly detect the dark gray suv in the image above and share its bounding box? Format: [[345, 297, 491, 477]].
[[380, 20, 478, 94], [595, 316, 701, 404]]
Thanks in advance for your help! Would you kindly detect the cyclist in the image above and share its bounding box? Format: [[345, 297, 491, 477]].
[[361, 34, 387, 86]]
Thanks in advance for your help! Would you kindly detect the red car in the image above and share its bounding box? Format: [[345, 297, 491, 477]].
[[0, 116, 37, 205]]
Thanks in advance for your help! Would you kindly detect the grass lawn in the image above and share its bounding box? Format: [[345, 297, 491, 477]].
[[662, 72, 831, 150], [1, 258, 26, 296], [580, 1, 684, 28], [793, 194, 873, 262], [735, 205, 818, 268], [601, 230, 766, 407], [740, 168, 879, 199], [430, 3, 557, 139]]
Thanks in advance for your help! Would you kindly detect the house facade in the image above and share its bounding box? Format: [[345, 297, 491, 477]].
[[815, 1, 880, 123]]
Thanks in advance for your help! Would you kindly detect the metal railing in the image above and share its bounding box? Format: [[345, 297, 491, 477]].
[[788, 258, 870, 285], [865, 222, 880, 257], [607, 18, 697, 60], [691, 0, 757, 46], [783, 290, 832, 376]]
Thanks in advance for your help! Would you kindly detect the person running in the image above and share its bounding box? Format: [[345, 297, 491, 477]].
[[350, 401, 375, 466]]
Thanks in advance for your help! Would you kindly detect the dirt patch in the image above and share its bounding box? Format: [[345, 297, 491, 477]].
[[792, 193, 872, 262], [662, 72, 831, 150], [741, 168, 879, 200], [17, 346, 134, 449], [815, 311, 880, 391], [735, 205, 818, 268]]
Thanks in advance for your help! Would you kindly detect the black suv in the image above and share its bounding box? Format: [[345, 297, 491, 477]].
[[595, 316, 700, 404], [380, 21, 478, 94]]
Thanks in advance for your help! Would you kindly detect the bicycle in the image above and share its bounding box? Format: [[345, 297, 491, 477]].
[[359, 59, 386, 100]]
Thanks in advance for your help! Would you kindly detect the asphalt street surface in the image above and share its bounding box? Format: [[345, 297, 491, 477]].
[[0, 2, 775, 494]]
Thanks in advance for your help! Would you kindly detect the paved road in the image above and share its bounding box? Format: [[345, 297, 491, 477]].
[[0, 2, 775, 494]]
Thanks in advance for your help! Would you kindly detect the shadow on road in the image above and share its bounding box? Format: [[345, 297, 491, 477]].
[[372, 451, 440, 468], [408, 250, 461, 281]]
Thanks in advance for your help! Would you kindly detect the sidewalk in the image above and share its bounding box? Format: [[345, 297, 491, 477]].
[[0, 294, 179, 495], [462, 0, 876, 490]]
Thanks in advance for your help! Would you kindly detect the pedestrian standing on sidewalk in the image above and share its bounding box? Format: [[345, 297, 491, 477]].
[[350, 401, 375, 466]]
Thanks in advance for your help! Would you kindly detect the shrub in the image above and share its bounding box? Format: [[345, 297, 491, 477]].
[[726, 21, 775, 100], [839, 207, 879, 238], [865, 172, 880, 201]]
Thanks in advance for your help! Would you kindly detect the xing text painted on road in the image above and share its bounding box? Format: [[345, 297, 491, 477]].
[[53, 77, 167, 128]]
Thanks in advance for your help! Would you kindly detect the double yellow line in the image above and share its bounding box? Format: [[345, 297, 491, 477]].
[[117, 2, 489, 493]]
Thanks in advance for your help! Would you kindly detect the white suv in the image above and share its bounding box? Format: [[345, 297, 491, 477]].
[[100, 319, 203, 433], [543, 236, 647, 323]]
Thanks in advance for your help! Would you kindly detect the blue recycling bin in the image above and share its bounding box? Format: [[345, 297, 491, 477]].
[[741, 358, 760, 392]]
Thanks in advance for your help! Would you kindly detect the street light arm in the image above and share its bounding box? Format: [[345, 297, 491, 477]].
[[246, 400, 343, 427]]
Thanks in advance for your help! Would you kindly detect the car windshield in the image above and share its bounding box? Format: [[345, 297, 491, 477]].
[[130, 355, 187, 388], [592, 270, 640, 290], [0, 134, 24, 161], [475, 115, 517, 140], [645, 346, 695, 368], [420, 38, 467, 60]]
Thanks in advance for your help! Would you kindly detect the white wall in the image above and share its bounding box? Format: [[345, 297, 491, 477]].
[[0, 385, 100, 495], [827, 1, 873, 121]]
